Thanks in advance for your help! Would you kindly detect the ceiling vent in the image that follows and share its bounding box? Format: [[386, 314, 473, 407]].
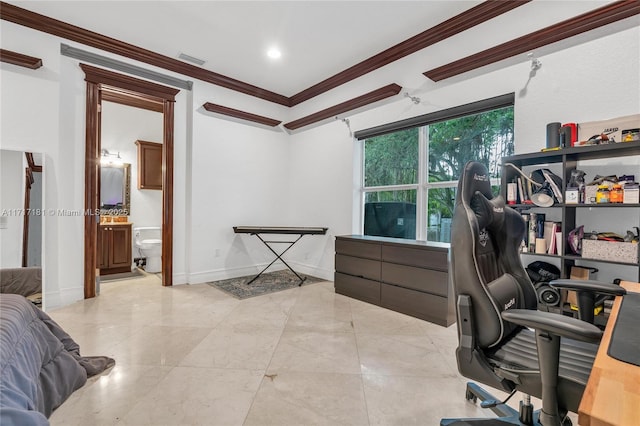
[[177, 53, 206, 66]]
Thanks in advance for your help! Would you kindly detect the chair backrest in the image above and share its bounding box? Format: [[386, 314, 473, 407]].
[[451, 161, 538, 348]]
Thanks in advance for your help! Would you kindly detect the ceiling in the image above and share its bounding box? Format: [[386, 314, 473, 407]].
[[3, 1, 625, 104]]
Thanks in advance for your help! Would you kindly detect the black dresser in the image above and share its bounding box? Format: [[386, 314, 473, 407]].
[[334, 235, 455, 327]]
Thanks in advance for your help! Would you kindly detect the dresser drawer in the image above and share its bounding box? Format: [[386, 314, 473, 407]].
[[381, 245, 448, 271], [380, 283, 454, 326], [335, 254, 381, 281], [335, 238, 381, 260], [381, 262, 448, 297], [334, 272, 380, 305]]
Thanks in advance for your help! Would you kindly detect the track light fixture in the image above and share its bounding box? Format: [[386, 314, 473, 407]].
[[335, 116, 352, 137], [404, 92, 421, 105], [528, 52, 541, 71]]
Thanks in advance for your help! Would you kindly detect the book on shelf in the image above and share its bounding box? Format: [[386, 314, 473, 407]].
[[517, 177, 529, 204], [544, 222, 561, 255], [528, 213, 537, 252]]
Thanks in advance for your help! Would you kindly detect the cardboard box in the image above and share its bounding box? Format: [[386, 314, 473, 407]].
[[577, 114, 640, 144], [581, 239, 639, 263], [565, 188, 579, 204], [624, 183, 639, 204], [565, 266, 591, 307], [585, 185, 598, 204]]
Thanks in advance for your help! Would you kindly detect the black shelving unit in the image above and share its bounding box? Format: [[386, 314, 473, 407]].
[[501, 141, 640, 282]]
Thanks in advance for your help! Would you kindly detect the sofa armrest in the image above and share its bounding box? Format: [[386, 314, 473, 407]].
[[501, 309, 602, 343]]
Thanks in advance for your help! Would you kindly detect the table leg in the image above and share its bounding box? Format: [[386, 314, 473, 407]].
[[246, 234, 307, 285]]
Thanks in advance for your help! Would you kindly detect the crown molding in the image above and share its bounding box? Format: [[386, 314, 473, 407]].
[[288, 0, 530, 106], [0, 1, 289, 106], [1, 1, 526, 107], [424, 0, 640, 82], [203, 102, 282, 127], [0, 48, 42, 69], [284, 83, 402, 131]]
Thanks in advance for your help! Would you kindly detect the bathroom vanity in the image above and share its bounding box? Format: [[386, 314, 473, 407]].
[[99, 222, 132, 275]]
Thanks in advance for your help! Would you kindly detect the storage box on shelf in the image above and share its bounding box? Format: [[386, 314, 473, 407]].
[[501, 141, 640, 284], [582, 239, 638, 264]]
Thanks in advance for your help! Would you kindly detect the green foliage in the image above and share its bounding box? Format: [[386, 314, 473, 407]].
[[364, 128, 419, 187], [364, 107, 514, 238], [427, 107, 514, 223]]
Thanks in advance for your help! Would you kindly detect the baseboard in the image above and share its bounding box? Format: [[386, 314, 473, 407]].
[[43, 287, 84, 311], [172, 272, 188, 285]]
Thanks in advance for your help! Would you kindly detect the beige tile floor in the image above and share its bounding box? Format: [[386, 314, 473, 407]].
[[47, 272, 545, 425]]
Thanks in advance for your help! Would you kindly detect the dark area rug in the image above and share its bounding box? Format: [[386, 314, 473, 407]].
[[208, 270, 324, 299], [100, 268, 144, 282]]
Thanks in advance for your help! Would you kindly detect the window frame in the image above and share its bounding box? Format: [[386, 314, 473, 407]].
[[357, 94, 513, 242]]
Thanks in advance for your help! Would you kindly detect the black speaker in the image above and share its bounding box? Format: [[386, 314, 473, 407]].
[[536, 283, 561, 307], [546, 122, 561, 149]]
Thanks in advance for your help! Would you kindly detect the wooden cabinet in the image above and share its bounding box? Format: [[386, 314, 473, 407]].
[[99, 223, 132, 275], [135, 140, 162, 190], [335, 235, 455, 326]]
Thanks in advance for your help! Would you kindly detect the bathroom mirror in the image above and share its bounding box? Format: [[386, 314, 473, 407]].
[[100, 163, 131, 215]]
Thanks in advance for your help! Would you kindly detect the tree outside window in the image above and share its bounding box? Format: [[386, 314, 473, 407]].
[[362, 105, 513, 242]]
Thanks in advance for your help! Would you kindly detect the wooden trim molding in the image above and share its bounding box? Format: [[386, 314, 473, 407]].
[[202, 102, 282, 127], [102, 90, 164, 113], [424, 0, 640, 82], [0, 48, 42, 69], [288, 0, 530, 106], [84, 79, 100, 299], [80, 63, 179, 101], [284, 83, 402, 131], [1, 1, 526, 107], [0, 1, 289, 106], [82, 64, 177, 298]]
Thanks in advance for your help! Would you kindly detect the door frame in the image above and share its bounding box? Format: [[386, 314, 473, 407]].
[[81, 64, 180, 298]]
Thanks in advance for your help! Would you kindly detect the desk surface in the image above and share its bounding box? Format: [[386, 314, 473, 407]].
[[578, 281, 640, 426], [233, 226, 328, 235]]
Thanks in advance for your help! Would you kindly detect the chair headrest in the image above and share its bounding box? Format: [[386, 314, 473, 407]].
[[458, 162, 494, 206], [471, 191, 505, 231]]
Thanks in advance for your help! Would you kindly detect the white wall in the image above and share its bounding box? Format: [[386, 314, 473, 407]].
[[285, 26, 640, 279], [188, 80, 291, 283], [0, 150, 26, 267], [1, 21, 192, 308], [1, 17, 638, 308]]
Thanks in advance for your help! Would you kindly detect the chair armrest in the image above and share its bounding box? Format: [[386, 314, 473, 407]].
[[549, 279, 627, 296], [501, 309, 602, 343]]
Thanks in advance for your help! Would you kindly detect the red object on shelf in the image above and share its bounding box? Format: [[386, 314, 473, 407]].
[[562, 122, 578, 146]]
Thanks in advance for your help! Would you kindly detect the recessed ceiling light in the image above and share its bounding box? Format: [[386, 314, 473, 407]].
[[266, 47, 282, 59]]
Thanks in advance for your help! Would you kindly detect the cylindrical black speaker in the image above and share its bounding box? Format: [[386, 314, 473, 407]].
[[546, 122, 561, 149], [536, 284, 561, 307]]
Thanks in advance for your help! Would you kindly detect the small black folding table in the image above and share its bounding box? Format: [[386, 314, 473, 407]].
[[232, 226, 328, 285]]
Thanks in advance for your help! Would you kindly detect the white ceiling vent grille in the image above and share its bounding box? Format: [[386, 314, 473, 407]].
[[177, 53, 206, 66]]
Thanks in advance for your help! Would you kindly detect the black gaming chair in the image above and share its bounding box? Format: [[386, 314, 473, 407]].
[[441, 161, 625, 426]]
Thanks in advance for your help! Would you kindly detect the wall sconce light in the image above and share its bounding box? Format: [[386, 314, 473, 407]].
[[101, 149, 122, 165]]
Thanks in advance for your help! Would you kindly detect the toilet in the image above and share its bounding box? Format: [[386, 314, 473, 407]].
[[134, 227, 162, 273]]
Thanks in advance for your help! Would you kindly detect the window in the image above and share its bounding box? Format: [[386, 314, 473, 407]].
[[357, 94, 514, 243]]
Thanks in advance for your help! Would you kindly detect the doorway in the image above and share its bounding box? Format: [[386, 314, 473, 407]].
[[82, 64, 180, 298]]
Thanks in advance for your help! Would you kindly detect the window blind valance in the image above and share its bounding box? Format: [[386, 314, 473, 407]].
[[354, 92, 514, 140]]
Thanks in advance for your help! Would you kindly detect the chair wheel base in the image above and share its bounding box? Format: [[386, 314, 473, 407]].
[[441, 382, 539, 426]]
